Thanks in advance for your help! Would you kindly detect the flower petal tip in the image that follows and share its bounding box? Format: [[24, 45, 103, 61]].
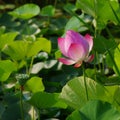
[[58, 58, 75, 65], [85, 54, 94, 63], [84, 34, 93, 52], [74, 61, 82, 68]]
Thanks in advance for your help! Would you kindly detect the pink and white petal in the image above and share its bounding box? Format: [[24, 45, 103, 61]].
[[58, 58, 75, 65], [84, 34, 93, 52], [66, 30, 80, 43], [60, 30, 89, 57], [66, 30, 89, 45], [84, 54, 94, 62], [74, 61, 83, 68], [58, 37, 68, 56], [58, 36, 73, 57], [67, 43, 89, 62]]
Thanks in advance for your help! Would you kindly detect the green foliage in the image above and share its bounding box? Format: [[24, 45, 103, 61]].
[[28, 92, 67, 109], [113, 45, 120, 75], [76, 0, 95, 17], [0, 26, 6, 35], [9, 4, 40, 19], [65, 15, 89, 32], [94, 35, 116, 53], [0, 32, 18, 50], [55, 50, 62, 59], [25, 77, 45, 93], [1, 103, 21, 120], [60, 76, 108, 109], [106, 44, 120, 76], [3, 38, 51, 60], [64, 3, 77, 12], [67, 100, 120, 120], [3, 41, 30, 60], [76, 0, 120, 29], [36, 37, 51, 53], [0, 60, 17, 81], [60, 76, 120, 110], [41, 5, 55, 17], [1, 0, 120, 119]]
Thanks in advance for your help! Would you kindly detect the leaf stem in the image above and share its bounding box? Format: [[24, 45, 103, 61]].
[[28, 56, 34, 75], [38, 109, 40, 120], [108, 0, 120, 24], [54, 0, 58, 8], [82, 64, 89, 101], [32, 106, 35, 120], [64, 8, 94, 33], [107, 49, 120, 76], [20, 86, 24, 120]]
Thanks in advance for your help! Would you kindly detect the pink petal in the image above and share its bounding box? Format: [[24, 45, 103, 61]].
[[66, 30, 80, 43], [58, 37, 71, 57], [84, 34, 93, 52], [66, 30, 89, 46], [58, 37, 66, 56], [74, 61, 83, 68], [84, 54, 94, 62], [67, 43, 89, 62], [58, 58, 75, 65]]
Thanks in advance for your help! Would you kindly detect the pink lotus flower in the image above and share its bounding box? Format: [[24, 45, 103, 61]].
[[58, 30, 94, 68]]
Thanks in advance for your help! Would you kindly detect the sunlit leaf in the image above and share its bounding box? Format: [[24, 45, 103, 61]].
[[0, 32, 18, 50], [76, 0, 119, 29], [106, 44, 120, 76], [104, 85, 120, 110], [25, 77, 45, 93], [65, 15, 89, 32], [67, 100, 120, 120], [76, 0, 95, 17], [28, 92, 67, 109], [27, 38, 51, 57], [41, 5, 55, 17], [3, 41, 29, 60], [55, 50, 62, 59], [3, 38, 51, 60], [97, 0, 119, 26], [0, 60, 17, 81], [113, 44, 120, 75], [9, 4, 40, 19], [36, 37, 51, 53], [60, 76, 108, 109]]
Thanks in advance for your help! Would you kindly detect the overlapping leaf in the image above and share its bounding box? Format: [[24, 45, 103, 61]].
[[0, 60, 17, 81], [28, 92, 67, 109], [60, 76, 120, 109], [9, 4, 40, 19], [76, 0, 120, 29], [3, 38, 51, 60], [67, 100, 120, 120]]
